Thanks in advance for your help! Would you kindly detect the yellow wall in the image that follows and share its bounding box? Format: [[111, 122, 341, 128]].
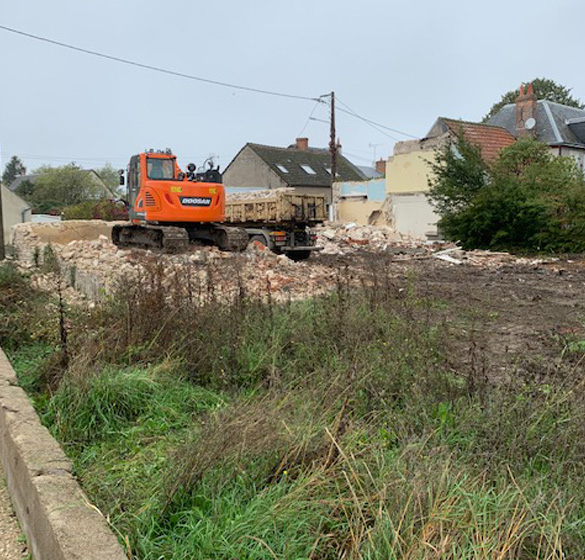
[[386, 150, 435, 194], [338, 199, 385, 225]]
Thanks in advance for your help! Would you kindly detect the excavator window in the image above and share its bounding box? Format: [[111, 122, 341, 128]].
[[147, 157, 175, 180], [128, 156, 140, 191]]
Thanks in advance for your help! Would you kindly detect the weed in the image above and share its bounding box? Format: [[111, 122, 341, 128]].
[[6, 260, 585, 559]]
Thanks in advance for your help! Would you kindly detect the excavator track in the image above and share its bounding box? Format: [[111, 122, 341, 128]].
[[112, 224, 189, 252], [212, 225, 249, 252], [112, 223, 248, 253]]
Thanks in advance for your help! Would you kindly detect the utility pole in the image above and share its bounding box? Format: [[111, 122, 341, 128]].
[[329, 91, 337, 184]]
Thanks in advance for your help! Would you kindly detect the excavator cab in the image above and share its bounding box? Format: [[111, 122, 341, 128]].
[[120, 150, 226, 225]]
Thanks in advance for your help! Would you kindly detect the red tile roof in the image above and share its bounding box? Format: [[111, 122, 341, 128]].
[[442, 119, 516, 162]]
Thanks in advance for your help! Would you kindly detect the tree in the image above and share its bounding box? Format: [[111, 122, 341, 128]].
[[483, 78, 584, 122], [95, 163, 122, 195], [427, 135, 585, 252], [14, 179, 35, 199], [28, 164, 102, 214], [2, 156, 26, 187]]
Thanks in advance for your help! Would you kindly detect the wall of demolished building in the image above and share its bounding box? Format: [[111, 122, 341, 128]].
[[333, 179, 388, 225], [385, 138, 443, 239], [391, 193, 439, 239]]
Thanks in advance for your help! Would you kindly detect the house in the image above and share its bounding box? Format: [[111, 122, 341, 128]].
[[487, 84, 585, 171], [1, 185, 31, 248], [385, 118, 516, 238], [223, 138, 366, 204]]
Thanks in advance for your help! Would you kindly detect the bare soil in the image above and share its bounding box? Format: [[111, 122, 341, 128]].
[[0, 466, 27, 559], [317, 253, 585, 382]]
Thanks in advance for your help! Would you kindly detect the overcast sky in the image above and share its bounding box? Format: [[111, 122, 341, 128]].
[[1, 0, 585, 175]]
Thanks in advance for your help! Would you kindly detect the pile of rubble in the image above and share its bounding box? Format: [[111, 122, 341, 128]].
[[312, 222, 562, 270], [429, 246, 559, 269], [17, 233, 338, 303], [315, 222, 430, 256], [10, 221, 565, 306], [226, 187, 294, 201]]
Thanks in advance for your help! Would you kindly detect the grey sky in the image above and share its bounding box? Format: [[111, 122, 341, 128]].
[[1, 0, 585, 175]]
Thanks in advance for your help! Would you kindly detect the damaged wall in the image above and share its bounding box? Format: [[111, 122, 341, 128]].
[[333, 179, 388, 225], [385, 137, 444, 239], [391, 193, 439, 239]]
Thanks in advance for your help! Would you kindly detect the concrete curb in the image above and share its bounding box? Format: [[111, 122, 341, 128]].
[[0, 349, 127, 560]]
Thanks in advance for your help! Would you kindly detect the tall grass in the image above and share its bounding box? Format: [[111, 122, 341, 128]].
[[3, 259, 585, 559]]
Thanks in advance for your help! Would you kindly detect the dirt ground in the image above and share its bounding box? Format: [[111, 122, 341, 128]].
[[0, 466, 27, 559], [316, 253, 585, 381]]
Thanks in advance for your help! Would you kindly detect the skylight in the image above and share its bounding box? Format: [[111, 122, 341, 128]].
[[300, 164, 316, 175], [324, 167, 332, 175], [275, 164, 289, 173]]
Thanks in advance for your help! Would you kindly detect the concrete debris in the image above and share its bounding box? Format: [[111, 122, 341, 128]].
[[9, 221, 564, 305], [226, 187, 295, 201], [433, 253, 463, 265], [314, 223, 428, 256], [13, 225, 336, 303]]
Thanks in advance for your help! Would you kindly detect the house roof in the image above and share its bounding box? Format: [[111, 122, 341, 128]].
[[356, 165, 383, 179], [232, 143, 366, 187], [8, 174, 39, 192], [487, 100, 585, 148], [429, 118, 516, 162]]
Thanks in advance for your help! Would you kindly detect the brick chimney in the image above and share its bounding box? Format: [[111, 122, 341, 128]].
[[375, 158, 386, 176], [295, 137, 309, 151], [515, 83, 537, 138]]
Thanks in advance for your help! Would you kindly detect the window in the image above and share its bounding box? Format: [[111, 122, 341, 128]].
[[275, 164, 289, 173], [147, 157, 175, 180], [300, 164, 316, 175], [324, 167, 332, 175]]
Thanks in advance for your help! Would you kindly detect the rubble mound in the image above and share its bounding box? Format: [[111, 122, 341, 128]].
[[226, 188, 295, 201], [315, 222, 428, 255]]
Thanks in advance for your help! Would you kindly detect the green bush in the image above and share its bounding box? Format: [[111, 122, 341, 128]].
[[428, 136, 585, 252], [0, 263, 55, 350], [62, 199, 128, 221]]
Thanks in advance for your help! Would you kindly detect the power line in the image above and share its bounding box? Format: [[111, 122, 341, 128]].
[[13, 153, 214, 166], [297, 99, 322, 138], [336, 98, 418, 139], [343, 151, 375, 163], [0, 24, 320, 102]]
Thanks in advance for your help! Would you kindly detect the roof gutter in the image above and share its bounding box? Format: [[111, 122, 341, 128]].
[[548, 142, 585, 149]]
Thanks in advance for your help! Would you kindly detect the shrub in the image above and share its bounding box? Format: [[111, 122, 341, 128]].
[[0, 263, 56, 350], [62, 199, 128, 221], [428, 136, 585, 252]]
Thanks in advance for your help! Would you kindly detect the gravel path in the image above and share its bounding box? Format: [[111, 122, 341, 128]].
[[0, 464, 26, 559]]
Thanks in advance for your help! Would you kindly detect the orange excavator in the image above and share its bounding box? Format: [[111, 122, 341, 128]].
[[112, 149, 248, 252]]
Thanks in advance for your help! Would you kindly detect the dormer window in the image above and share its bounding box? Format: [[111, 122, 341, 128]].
[[300, 164, 316, 175], [275, 164, 289, 173]]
